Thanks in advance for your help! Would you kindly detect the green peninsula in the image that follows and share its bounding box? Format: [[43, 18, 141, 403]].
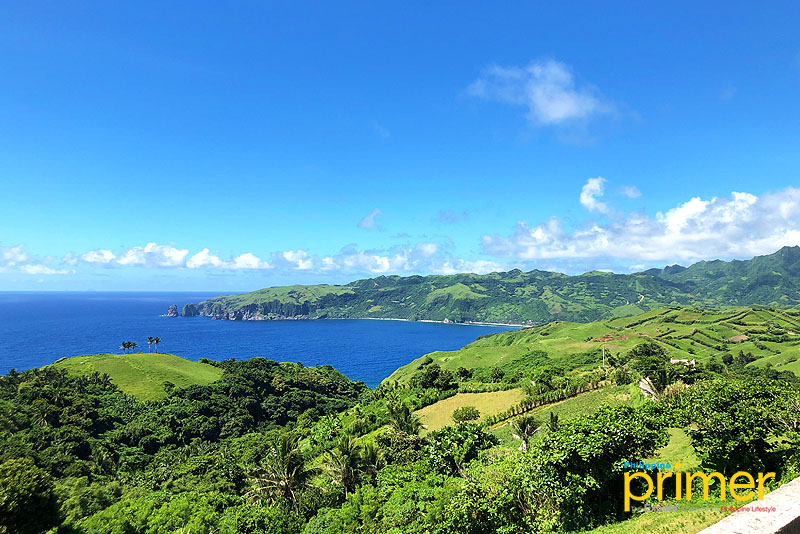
[[175, 246, 800, 325]]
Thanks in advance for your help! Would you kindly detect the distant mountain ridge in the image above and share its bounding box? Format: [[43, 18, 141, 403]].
[[174, 246, 800, 325]]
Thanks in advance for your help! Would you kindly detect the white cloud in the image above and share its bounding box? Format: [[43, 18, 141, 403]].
[[580, 177, 608, 213], [280, 250, 313, 270], [358, 209, 383, 230], [432, 259, 506, 275], [482, 187, 800, 263], [1, 245, 28, 266], [81, 249, 117, 264], [186, 248, 223, 269], [0, 244, 68, 275], [467, 59, 612, 125], [117, 243, 189, 267], [416, 243, 438, 257], [19, 265, 69, 275], [619, 185, 642, 198], [230, 253, 271, 270]]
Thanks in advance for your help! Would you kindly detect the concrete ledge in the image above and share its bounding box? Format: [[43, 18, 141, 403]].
[[698, 477, 800, 534]]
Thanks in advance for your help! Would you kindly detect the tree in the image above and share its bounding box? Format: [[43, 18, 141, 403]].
[[456, 367, 473, 382], [511, 415, 539, 451], [154, 337, 161, 353], [386, 399, 422, 435], [672, 379, 781, 475], [0, 458, 60, 534], [129, 341, 138, 353], [426, 422, 498, 477], [325, 435, 361, 497], [513, 405, 667, 531], [246, 432, 315, 514], [324, 435, 384, 497], [547, 411, 560, 432], [490, 367, 505, 383], [147, 337, 155, 353], [452, 406, 480, 424]]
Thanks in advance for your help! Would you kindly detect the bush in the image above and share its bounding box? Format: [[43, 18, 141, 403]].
[[452, 406, 480, 424]]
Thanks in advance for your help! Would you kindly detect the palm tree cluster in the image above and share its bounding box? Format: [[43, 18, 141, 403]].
[[119, 341, 138, 353], [324, 435, 384, 498], [146, 336, 161, 352], [119, 337, 162, 354]]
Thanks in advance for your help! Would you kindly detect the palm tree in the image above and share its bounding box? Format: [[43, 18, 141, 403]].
[[386, 399, 422, 435], [147, 337, 155, 352], [325, 435, 362, 497], [511, 414, 540, 452], [360, 440, 384, 485], [547, 411, 560, 432], [153, 337, 161, 353], [129, 341, 138, 353], [246, 432, 315, 514], [120, 341, 130, 354]]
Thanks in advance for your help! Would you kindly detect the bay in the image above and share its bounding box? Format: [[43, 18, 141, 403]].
[[0, 292, 517, 387]]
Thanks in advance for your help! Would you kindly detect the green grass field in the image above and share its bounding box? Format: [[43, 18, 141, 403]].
[[414, 389, 525, 432], [585, 506, 730, 534], [644, 428, 700, 470], [385, 306, 800, 385], [51, 352, 223, 401]]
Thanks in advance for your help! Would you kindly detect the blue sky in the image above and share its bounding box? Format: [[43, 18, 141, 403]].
[[2, 2, 800, 290]]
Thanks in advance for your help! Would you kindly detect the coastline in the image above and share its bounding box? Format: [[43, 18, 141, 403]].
[[177, 312, 528, 328]]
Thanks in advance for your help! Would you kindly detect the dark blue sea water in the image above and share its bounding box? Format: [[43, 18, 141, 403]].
[[0, 292, 517, 387]]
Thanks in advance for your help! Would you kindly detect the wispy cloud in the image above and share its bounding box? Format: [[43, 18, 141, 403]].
[[358, 209, 383, 230], [619, 185, 642, 198], [482, 186, 800, 263], [467, 59, 613, 126], [436, 209, 470, 224]]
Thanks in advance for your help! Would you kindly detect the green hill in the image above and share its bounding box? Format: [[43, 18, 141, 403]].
[[51, 352, 223, 401], [385, 306, 800, 384], [174, 246, 800, 325]]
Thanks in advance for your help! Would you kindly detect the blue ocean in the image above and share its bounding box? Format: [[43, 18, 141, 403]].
[[0, 292, 517, 387]]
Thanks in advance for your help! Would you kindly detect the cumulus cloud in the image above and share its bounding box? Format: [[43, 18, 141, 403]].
[[467, 59, 613, 125], [280, 250, 313, 270], [619, 185, 642, 198], [116, 243, 189, 267], [0, 245, 28, 266], [482, 187, 800, 263], [580, 177, 609, 213], [0, 244, 68, 275], [81, 249, 116, 264], [358, 209, 383, 230]]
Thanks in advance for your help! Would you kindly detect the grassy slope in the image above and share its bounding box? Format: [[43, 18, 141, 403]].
[[385, 306, 800, 384], [211, 284, 354, 306], [414, 389, 526, 432], [51, 353, 223, 401], [490, 385, 641, 446]]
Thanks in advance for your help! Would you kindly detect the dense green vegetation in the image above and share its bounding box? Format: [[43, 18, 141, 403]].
[[2, 307, 800, 533], [51, 353, 223, 401], [177, 246, 800, 325]]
